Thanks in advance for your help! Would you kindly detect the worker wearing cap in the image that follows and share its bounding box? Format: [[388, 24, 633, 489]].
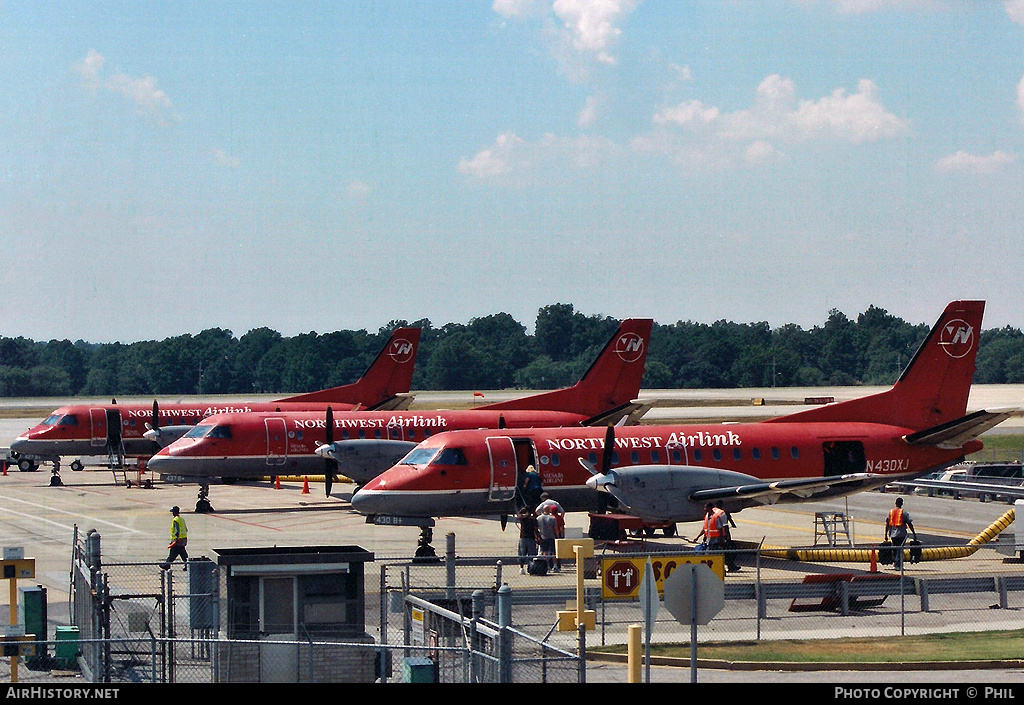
[[161, 506, 189, 571]]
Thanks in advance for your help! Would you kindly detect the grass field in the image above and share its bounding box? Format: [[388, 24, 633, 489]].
[[598, 630, 1024, 664]]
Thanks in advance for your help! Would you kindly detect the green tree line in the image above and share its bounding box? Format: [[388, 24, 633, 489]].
[[1, 303, 1021, 398]]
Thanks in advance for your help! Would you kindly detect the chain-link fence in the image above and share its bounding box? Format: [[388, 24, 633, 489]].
[[7, 523, 1024, 684]]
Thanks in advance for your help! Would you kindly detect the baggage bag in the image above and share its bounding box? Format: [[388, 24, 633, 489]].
[[528, 557, 549, 576]]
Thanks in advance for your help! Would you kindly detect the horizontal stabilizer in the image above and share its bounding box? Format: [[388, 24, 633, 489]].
[[689, 473, 892, 506], [367, 393, 416, 411], [583, 400, 654, 427], [903, 408, 1018, 450]]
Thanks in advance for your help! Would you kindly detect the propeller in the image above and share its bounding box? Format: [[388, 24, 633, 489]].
[[324, 406, 337, 497], [499, 415, 507, 429], [144, 400, 161, 442], [580, 425, 626, 511]]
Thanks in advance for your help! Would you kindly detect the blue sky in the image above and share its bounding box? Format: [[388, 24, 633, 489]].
[[1, 0, 1023, 343]]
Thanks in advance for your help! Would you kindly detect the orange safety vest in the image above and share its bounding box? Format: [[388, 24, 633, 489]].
[[704, 509, 724, 539], [888, 507, 904, 528]]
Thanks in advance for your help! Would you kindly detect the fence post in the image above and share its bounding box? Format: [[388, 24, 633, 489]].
[[446, 533, 457, 601], [497, 584, 512, 683]]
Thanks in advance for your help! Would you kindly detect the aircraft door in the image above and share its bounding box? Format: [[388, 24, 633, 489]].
[[105, 409, 122, 447], [265, 418, 288, 466], [822, 441, 866, 477], [89, 409, 107, 447], [485, 436, 518, 503]]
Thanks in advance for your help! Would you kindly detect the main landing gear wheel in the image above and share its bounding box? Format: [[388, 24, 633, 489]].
[[17, 458, 38, 472], [70, 460, 84, 472]]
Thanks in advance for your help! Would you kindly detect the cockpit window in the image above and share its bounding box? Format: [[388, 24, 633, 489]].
[[184, 424, 214, 439], [42, 414, 62, 426], [43, 414, 78, 426], [400, 448, 439, 466], [432, 448, 467, 466], [208, 425, 232, 439]]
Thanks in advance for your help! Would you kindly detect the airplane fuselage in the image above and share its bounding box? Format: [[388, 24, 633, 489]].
[[10, 401, 362, 460], [350, 422, 980, 520], [146, 408, 590, 481]]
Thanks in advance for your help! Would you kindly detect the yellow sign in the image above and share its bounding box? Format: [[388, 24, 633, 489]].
[[1, 559, 34, 580], [601, 554, 724, 600]]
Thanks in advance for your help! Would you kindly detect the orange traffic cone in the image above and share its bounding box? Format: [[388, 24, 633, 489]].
[[302, 477, 310, 494], [275, 476, 281, 490], [869, 548, 878, 573]]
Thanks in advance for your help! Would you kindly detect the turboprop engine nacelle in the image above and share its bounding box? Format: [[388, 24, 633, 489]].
[[586, 465, 761, 522], [316, 439, 418, 486]]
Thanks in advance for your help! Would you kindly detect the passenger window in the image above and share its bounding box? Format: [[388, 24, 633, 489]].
[[733, 448, 742, 461], [771, 447, 780, 460], [611, 452, 620, 466], [588, 452, 598, 465], [551, 454, 560, 467], [342, 430, 350, 440], [693, 449, 702, 462], [671, 449, 682, 463], [651, 450, 661, 464], [629, 451, 639, 464], [791, 447, 800, 459], [752, 448, 761, 460], [712, 449, 722, 462]]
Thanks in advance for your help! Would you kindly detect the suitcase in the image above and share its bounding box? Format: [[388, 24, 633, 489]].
[[877, 541, 894, 565], [527, 557, 549, 576], [909, 539, 922, 564]]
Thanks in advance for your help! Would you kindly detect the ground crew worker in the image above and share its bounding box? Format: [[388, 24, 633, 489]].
[[692, 502, 725, 550], [161, 505, 189, 571], [884, 497, 917, 570]]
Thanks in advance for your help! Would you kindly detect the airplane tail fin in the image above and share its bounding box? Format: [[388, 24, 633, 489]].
[[479, 319, 653, 420], [769, 301, 984, 431], [276, 327, 421, 409]]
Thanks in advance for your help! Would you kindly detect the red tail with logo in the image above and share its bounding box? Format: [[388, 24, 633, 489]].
[[770, 301, 984, 430], [277, 327, 421, 408], [480, 318, 653, 419]]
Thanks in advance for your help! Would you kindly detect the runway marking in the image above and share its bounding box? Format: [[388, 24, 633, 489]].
[[0, 496, 141, 534]]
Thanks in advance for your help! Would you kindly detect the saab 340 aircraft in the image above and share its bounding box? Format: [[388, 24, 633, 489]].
[[351, 301, 1014, 533], [145, 318, 654, 509], [8, 327, 421, 472]]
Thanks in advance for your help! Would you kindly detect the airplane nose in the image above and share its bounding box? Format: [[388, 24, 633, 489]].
[[349, 488, 378, 515]]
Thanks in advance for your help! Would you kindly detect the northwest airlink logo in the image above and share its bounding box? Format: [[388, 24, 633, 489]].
[[388, 339, 416, 364], [939, 319, 974, 359], [614, 332, 645, 363]]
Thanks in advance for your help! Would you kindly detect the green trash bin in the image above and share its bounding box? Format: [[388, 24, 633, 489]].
[[54, 626, 80, 669], [402, 657, 437, 683]]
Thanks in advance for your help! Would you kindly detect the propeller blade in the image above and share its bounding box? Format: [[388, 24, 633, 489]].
[[499, 415, 507, 429], [601, 425, 615, 474], [152, 400, 160, 432], [324, 407, 336, 497]]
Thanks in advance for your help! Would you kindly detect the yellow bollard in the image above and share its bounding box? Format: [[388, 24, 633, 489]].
[[627, 624, 642, 683]]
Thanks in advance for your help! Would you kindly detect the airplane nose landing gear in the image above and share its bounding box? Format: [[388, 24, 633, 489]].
[[196, 484, 214, 513], [414, 526, 439, 564]]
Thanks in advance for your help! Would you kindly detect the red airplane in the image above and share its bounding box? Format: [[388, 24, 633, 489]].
[[145, 318, 654, 510], [8, 327, 421, 473], [351, 301, 1014, 535]]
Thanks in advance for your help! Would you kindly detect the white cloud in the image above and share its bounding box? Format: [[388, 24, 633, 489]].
[[744, 140, 786, 165], [577, 94, 603, 127], [493, 0, 540, 17], [1006, 0, 1024, 25], [657, 75, 908, 145], [495, 0, 641, 80], [73, 50, 179, 126], [346, 180, 373, 200], [1018, 74, 1024, 126], [933, 150, 1017, 174], [458, 131, 619, 182], [551, 0, 639, 65], [457, 132, 526, 178], [212, 149, 240, 169]]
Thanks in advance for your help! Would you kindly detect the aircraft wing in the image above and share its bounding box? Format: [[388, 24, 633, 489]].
[[583, 400, 654, 427], [903, 408, 1019, 450], [688, 473, 893, 506]]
